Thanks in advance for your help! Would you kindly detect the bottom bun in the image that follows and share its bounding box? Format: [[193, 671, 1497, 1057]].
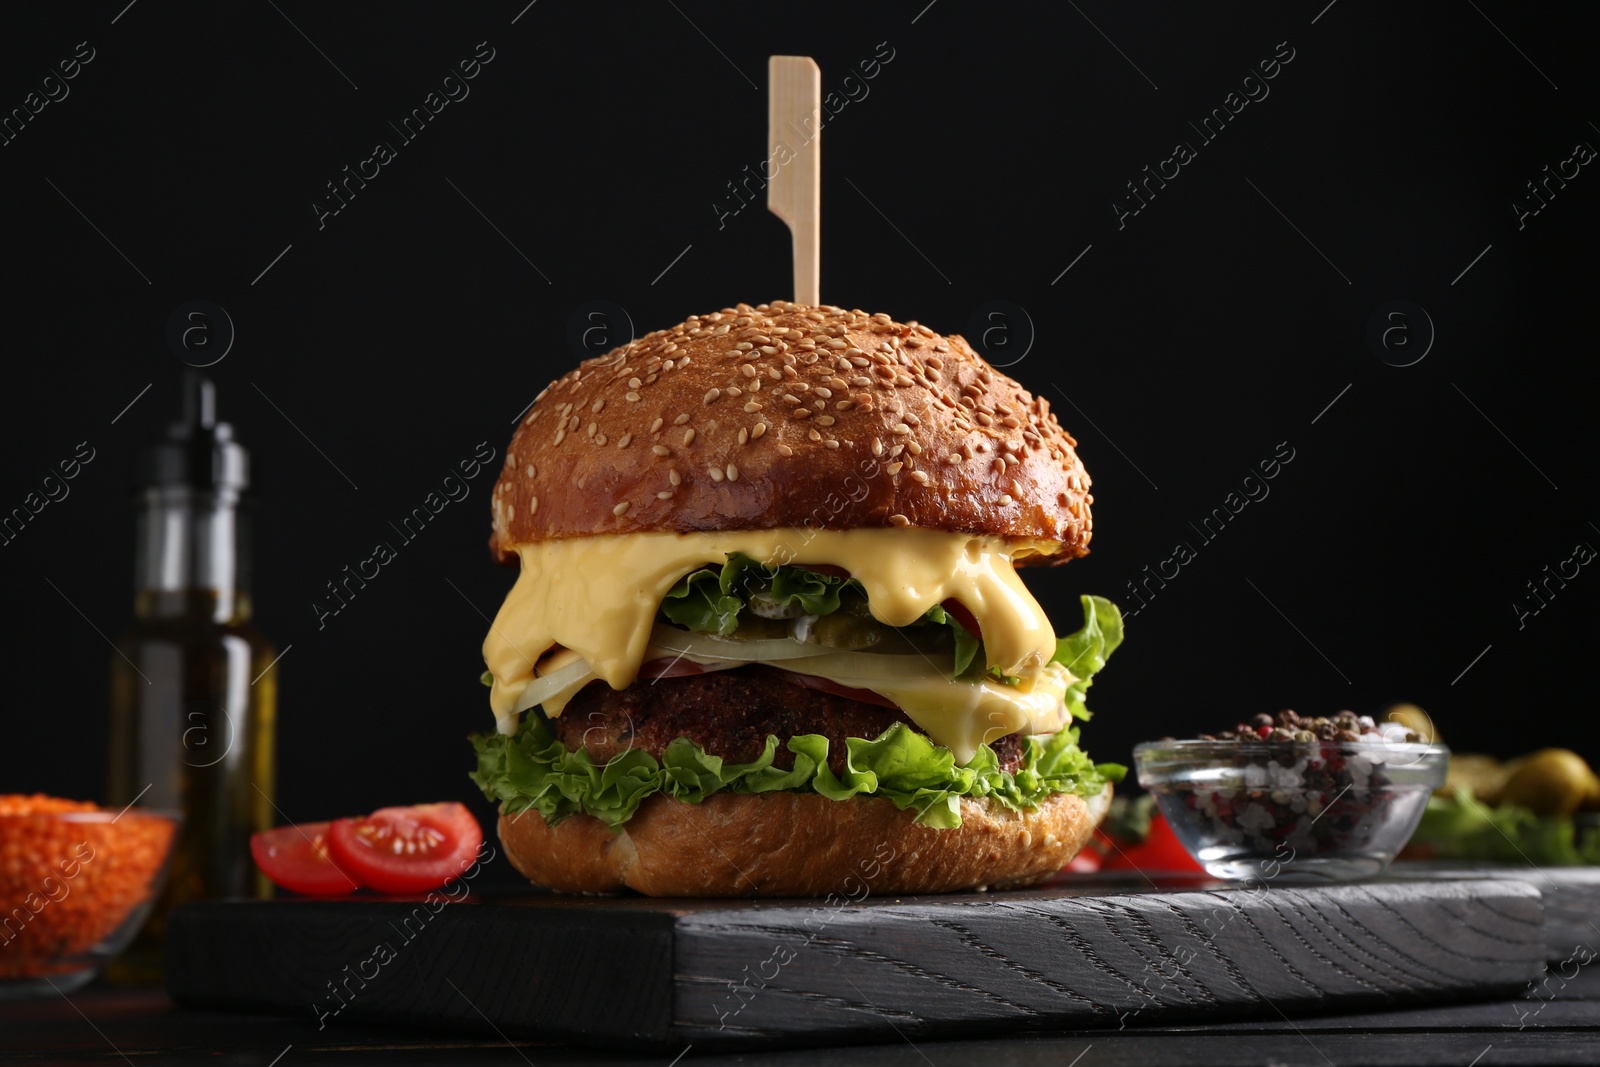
[[497, 787, 1112, 897]]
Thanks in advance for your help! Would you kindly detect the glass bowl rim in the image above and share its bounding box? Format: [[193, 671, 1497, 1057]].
[[1133, 739, 1450, 756]]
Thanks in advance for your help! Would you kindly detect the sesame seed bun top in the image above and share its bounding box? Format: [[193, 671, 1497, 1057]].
[[488, 301, 1093, 565]]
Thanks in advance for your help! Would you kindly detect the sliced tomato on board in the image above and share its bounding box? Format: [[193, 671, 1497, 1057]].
[[326, 802, 484, 894], [249, 821, 361, 897]]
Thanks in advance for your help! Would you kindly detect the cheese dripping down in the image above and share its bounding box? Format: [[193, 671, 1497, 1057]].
[[481, 528, 1070, 764]]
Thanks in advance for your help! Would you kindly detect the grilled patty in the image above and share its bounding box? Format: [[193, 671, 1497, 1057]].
[[554, 665, 1027, 774]]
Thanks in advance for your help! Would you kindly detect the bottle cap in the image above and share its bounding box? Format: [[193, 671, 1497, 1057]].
[[136, 372, 250, 492]]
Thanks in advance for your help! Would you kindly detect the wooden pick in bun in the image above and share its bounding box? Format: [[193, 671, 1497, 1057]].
[[473, 301, 1120, 897]]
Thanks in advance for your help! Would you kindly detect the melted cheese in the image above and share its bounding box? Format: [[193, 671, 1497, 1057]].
[[482, 529, 1065, 762]]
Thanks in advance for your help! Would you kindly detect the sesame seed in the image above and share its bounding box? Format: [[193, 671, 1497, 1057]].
[[911, 470, 931, 485], [751, 422, 767, 439], [652, 444, 671, 456], [529, 495, 538, 514], [507, 504, 514, 520], [816, 415, 835, 426], [807, 428, 822, 441], [617, 433, 631, 448], [760, 345, 778, 355], [569, 415, 580, 430], [889, 513, 910, 527], [657, 491, 674, 499], [737, 427, 749, 445], [625, 391, 641, 402], [587, 422, 597, 437], [523, 464, 535, 477], [726, 464, 739, 481], [998, 494, 1013, 505], [975, 412, 994, 426], [595, 434, 607, 446], [614, 501, 630, 516], [554, 428, 567, 445], [814, 387, 832, 399], [704, 388, 720, 404], [727, 386, 742, 397], [793, 408, 811, 418], [944, 453, 960, 465], [683, 428, 696, 446], [767, 368, 782, 380], [708, 467, 724, 482], [777, 444, 794, 457], [835, 400, 853, 411], [826, 339, 847, 349], [591, 398, 605, 413], [823, 439, 839, 449], [629, 377, 642, 389], [743, 401, 762, 413], [674, 413, 691, 426], [782, 394, 801, 405], [650, 417, 664, 433], [892, 423, 911, 435], [871, 438, 884, 456], [885, 461, 903, 475], [669, 469, 681, 486]]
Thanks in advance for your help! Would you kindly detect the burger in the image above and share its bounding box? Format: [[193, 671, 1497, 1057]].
[[469, 301, 1125, 896]]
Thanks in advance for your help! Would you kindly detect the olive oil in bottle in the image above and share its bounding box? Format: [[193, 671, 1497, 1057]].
[[106, 374, 277, 981]]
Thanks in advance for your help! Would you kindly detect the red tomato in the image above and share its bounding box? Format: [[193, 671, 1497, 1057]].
[[250, 821, 361, 897], [940, 599, 981, 641], [769, 666, 902, 709], [1101, 812, 1204, 874], [1065, 848, 1102, 873], [636, 657, 715, 680], [326, 803, 484, 894]]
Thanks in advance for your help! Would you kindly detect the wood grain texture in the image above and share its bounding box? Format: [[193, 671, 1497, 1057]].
[[1391, 864, 1600, 961], [674, 879, 1545, 1043], [165, 877, 1548, 1050]]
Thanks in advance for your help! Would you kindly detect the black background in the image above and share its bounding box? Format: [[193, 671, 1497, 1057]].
[[1, 2, 1596, 856]]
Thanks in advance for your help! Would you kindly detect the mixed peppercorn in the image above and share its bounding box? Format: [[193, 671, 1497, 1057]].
[[1155, 711, 1428, 868]]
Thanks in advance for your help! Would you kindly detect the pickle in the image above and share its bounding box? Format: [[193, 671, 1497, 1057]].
[[796, 612, 887, 650]]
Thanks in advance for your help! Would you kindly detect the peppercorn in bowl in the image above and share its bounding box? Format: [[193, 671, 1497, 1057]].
[[1134, 711, 1448, 883], [0, 795, 179, 996]]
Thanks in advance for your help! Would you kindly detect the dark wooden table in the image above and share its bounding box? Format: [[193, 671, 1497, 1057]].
[[4, 970, 1597, 1066]]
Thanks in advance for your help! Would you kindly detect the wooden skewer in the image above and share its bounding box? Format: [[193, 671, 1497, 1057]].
[[767, 56, 821, 306]]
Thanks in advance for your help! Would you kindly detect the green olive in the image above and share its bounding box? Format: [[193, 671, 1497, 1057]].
[[1384, 703, 1440, 744], [1442, 753, 1508, 802], [1498, 749, 1600, 817]]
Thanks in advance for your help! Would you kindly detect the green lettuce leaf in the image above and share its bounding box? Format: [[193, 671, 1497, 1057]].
[[470, 716, 1123, 832], [1052, 594, 1124, 722]]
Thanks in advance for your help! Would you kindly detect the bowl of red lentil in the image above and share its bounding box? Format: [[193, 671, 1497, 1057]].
[[0, 794, 179, 996]]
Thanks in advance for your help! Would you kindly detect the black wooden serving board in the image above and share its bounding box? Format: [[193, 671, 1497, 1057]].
[[162, 870, 1594, 1051]]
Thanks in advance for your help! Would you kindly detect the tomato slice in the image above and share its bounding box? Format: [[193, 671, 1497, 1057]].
[[636, 656, 715, 680], [767, 666, 902, 709], [250, 821, 361, 896], [326, 803, 484, 894], [941, 598, 981, 641]]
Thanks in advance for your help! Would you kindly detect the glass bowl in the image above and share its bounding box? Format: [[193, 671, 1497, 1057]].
[[1134, 739, 1448, 883], [0, 803, 180, 997]]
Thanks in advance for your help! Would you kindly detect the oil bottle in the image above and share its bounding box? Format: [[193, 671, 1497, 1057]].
[[106, 373, 277, 980]]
